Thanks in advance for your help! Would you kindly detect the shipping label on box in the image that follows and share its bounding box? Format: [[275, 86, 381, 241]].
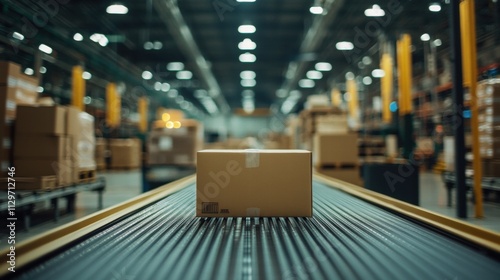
[[196, 150, 312, 217]]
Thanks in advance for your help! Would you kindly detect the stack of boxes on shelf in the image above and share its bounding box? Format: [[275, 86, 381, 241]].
[[109, 138, 142, 169], [478, 79, 500, 177], [147, 119, 203, 166], [300, 106, 362, 186], [0, 61, 39, 175], [13, 105, 96, 189]]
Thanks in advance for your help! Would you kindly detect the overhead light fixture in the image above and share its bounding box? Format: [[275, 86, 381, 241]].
[[240, 71, 256, 79], [161, 83, 170, 92], [310, 6, 324, 15], [372, 69, 385, 78], [299, 79, 315, 88], [73, 33, 83, 41], [90, 33, 108, 47], [168, 89, 178, 98], [144, 41, 153, 50], [37, 86, 44, 93], [364, 5, 385, 17], [306, 70, 323, 80], [238, 38, 257, 50], [38, 44, 53, 54], [154, 82, 162, 91], [142, 70, 153, 80], [82, 71, 92, 80], [238, 25, 256, 34], [290, 90, 302, 99], [239, 53, 256, 63], [153, 41, 163, 50], [420, 33, 430, 42], [24, 68, 34, 75], [363, 76, 373, 85], [176, 95, 184, 103], [433, 39, 442, 47], [176, 70, 193, 80], [167, 62, 184, 71], [12, 32, 24, 41], [106, 3, 128, 14], [429, 3, 441, 12], [362, 56, 372, 65], [242, 90, 254, 98], [39, 66, 47, 74], [315, 62, 332, 71], [276, 89, 287, 98], [194, 90, 208, 99], [336, 41, 354, 51], [237, 0, 256, 2], [345, 72, 355, 80], [241, 79, 256, 87]]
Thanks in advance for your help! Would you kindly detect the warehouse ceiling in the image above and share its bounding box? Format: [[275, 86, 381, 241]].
[[0, 0, 498, 116]]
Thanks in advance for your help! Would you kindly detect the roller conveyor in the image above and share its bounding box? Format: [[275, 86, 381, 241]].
[[10, 177, 500, 280]]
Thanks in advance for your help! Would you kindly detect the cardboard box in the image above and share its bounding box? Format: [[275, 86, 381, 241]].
[[14, 158, 72, 186], [316, 167, 363, 186], [65, 106, 80, 136], [109, 139, 141, 168], [16, 105, 66, 135], [313, 133, 359, 166], [196, 150, 312, 217], [14, 136, 68, 160], [482, 160, 500, 177]]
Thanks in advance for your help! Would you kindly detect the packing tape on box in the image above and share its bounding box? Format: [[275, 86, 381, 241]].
[[245, 149, 260, 168]]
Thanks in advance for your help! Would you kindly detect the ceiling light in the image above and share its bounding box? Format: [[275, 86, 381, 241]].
[[176, 95, 184, 103], [39, 66, 47, 74], [90, 33, 108, 46], [363, 76, 373, 85], [372, 69, 385, 78], [142, 71, 153, 80], [239, 53, 256, 63], [336, 41, 354, 51], [420, 33, 430, 41], [276, 89, 287, 98], [144, 41, 153, 50], [299, 79, 315, 88], [240, 71, 256, 79], [345, 72, 355, 80], [315, 62, 332, 71], [167, 62, 184, 71], [242, 90, 254, 98], [241, 79, 256, 87], [306, 70, 323, 80], [106, 4, 128, 14], [290, 90, 302, 99], [364, 5, 385, 17], [12, 32, 24, 41], [153, 41, 163, 50], [429, 3, 441, 12], [37, 86, 44, 93], [237, 0, 256, 2], [362, 56, 372, 65], [24, 68, 34, 75], [73, 33, 83, 41], [310, 6, 324, 15], [238, 38, 257, 50], [238, 25, 256, 34], [194, 90, 208, 99], [161, 83, 170, 92], [38, 44, 52, 54], [176, 70, 193, 80], [433, 39, 442, 47], [154, 82, 162, 91], [168, 89, 178, 98], [82, 71, 92, 80]]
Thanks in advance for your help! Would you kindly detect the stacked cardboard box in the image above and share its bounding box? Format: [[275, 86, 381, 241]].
[[147, 119, 203, 166], [109, 139, 141, 169], [0, 61, 39, 174], [95, 138, 107, 170], [14, 106, 72, 186], [478, 79, 500, 177]]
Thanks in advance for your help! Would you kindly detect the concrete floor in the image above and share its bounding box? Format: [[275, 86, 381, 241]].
[[4, 170, 500, 249]]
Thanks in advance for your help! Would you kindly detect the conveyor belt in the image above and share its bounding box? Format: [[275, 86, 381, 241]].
[[15, 181, 500, 280]]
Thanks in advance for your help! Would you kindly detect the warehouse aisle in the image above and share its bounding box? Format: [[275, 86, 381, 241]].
[[8, 171, 500, 247]]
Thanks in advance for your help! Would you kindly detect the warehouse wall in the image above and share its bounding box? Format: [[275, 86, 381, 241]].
[[203, 115, 272, 140]]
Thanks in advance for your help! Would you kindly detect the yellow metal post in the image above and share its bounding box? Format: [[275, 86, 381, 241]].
[[381, 53, 393, 123], [331, 88, 342, 108], [106, 83, 117, 127], [347, 79, 359, 120], [138, 97, 148, 133], [71, 66, 85, 111], [115, 93, 121, 127], [461, 0, 483, 218]]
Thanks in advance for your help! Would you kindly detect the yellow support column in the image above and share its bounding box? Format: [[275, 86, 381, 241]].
[[347, 79, 359, 120], [381, 53, 393, 123], [71, 66, 85, 111], [397, 34, 414, 158], [461, 0, 483, 218], [138, 97, 149, 133], [331, 88, 342, 108], [106, 83, 117, 127]]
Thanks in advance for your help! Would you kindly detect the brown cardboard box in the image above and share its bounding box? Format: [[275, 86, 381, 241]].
[[109, 139, 141, 168], [482, 160, 500, 177], [14, 158, 72, 186], [14, 136, 68, 160], [65, 106, 80, 136], [16, 105, 66, 135], [316, 167, 363, 186], [313, 133, 359, 166], [95, 138, 106, 169], [196, 150, 312, 217]]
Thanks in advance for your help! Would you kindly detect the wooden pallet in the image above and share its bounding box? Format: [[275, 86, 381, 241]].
[[78, 169, 96, 183], [3, 176, 58, 191]]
